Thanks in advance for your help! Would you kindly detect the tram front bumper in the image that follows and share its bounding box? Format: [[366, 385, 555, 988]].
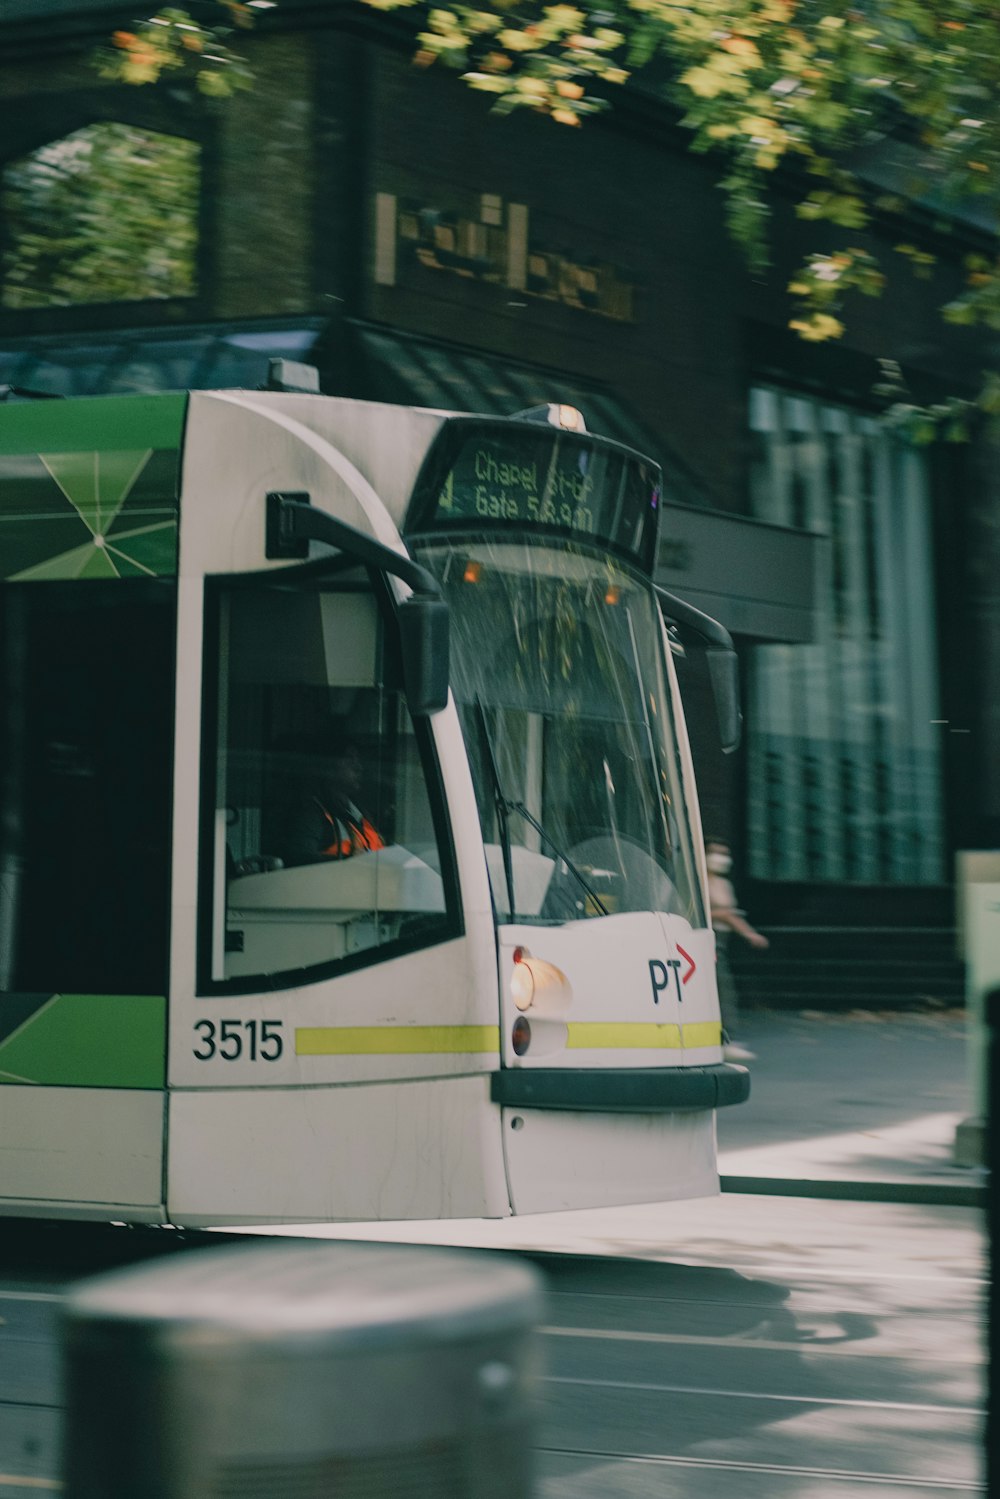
[[490, 1062, 749, 1113]]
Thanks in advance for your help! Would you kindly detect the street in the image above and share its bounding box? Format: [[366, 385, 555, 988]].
[[0, 1191, 984, 1497], [535, 1225, 982, 1498]]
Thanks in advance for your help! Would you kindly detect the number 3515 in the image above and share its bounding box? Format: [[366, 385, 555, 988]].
[[193, 1019, 283, 1061]]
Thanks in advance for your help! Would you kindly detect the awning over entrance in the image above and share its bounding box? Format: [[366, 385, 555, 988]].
[[0, 318, 326, 401], [657, 505, 822, 644], [349, 321, 715, 510], [1, 316, 719, 511], [354, 322, 656, 445]]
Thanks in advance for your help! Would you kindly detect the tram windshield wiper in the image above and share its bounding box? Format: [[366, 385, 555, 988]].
[[472, 697, 607, 920], [473, 696, 516, 919], [504, 797, 608, 917]]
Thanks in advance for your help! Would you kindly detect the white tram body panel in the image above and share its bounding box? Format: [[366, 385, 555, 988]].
[[166, 393, 513, 1222], [0, 1087, 165, 1220], [0, 387, 747, 1225]]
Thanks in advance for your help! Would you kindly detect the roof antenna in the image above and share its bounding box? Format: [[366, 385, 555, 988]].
[[263, 359, 321, 394]]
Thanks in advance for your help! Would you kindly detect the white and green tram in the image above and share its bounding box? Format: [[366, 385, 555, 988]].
[[0, 383, 747, 1225]]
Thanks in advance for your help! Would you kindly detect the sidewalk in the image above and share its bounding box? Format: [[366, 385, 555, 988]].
[[717, 1007, 982, 1205]]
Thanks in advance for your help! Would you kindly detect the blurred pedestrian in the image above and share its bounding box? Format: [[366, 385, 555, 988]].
[[706, 839, 769, 1062]]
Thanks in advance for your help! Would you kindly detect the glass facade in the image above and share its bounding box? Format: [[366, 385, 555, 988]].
[[747, 387, 942, 885]]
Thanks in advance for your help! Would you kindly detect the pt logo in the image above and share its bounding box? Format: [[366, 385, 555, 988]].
[[649, 947, 696, 1005]]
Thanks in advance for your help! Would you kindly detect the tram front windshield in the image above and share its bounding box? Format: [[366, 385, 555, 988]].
[[418, 537, 704, 926]]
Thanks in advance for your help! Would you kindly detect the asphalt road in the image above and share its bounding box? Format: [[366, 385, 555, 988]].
[[0, 1195, 985, 1498]]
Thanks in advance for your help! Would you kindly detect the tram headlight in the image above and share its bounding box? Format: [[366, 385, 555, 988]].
[[509, 946, 570, 1016], [511, 960, 534, 1012], [556, 403, 585, 432]]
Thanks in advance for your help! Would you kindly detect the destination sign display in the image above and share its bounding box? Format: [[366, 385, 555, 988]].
[[411, 422, 662, 573]]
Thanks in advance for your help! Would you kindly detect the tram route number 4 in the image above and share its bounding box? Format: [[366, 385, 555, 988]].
[[193, 1018, 284, 1061], [648, 948, 696, 1006]]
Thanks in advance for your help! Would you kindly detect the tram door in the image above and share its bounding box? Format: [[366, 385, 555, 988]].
[[0, 580, 174, 1210]]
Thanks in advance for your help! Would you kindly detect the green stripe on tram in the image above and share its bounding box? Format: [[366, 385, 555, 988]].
[[0, 395, 186, 455], [0, 994, 166, 1089], [0, 393, 185, 581]]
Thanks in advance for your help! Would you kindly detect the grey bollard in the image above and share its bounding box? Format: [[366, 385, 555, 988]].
[[61, 1239, 545, 1498], [987, 988, 1000, 1499]]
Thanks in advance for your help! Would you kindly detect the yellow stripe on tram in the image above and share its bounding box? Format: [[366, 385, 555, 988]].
[[296, 1021, 722, 1057], [567, 1023, 682, 1049], [683, 1021, 723, 1048], [566, 1022, 723, 1050], [296, 1025, 500, 1057]]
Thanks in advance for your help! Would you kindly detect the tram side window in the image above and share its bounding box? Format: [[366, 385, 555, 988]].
[[205, 575, 454, 988], [0, 582, 174, 996]]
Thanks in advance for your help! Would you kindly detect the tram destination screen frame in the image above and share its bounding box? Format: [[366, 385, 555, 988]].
[[408, 418, 663, 574]]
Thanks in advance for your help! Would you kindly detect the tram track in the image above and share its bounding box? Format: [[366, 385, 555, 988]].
[[544, 1371, 981, 1415], [543, 1324, 980, 1359], [537, 1447, 985, 1491]]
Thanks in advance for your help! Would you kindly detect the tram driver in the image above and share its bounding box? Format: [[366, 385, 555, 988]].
[[276, 727, 387, 867]]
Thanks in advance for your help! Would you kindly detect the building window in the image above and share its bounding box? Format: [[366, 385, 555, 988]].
[[747, 386, 942, 885], [2, 123, 199, 310]]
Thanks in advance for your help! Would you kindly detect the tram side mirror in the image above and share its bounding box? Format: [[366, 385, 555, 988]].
[[398, 594, 450, 716], [656, 586, 741, 754], [707, 647, 742, 754], [265, 492, 450, 716]]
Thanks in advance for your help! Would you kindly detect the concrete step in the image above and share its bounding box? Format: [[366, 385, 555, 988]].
[[730, 925, 965, 1010]]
